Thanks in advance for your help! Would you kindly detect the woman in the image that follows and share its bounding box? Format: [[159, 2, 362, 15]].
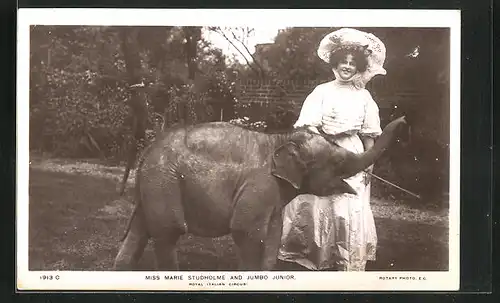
[[277, 28, 387, 271]]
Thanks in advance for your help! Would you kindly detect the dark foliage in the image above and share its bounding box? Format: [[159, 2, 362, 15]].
[[29, 26, 450, 202]]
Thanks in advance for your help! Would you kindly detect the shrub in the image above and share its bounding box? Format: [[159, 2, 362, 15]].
[[229, 117, 267, 131]]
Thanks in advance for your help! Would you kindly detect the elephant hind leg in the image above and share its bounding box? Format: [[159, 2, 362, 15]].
[[151, 230, 183, 270], [113, 205, 149, 270], [141, 175, 186, 271]]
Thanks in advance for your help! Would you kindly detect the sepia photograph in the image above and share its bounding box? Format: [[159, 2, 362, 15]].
[[17, 9, 461, 291]]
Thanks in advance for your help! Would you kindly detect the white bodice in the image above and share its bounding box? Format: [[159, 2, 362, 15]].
[[294, 80, 382, 138]]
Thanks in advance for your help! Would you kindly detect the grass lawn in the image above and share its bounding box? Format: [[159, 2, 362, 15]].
[[27, 156, 449, 271]]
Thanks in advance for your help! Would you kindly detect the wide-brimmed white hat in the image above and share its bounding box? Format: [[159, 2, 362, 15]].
[[317, 28, 387, 86]]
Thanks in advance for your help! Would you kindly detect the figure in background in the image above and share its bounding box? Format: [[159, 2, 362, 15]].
[[277, 28, 388, 271]]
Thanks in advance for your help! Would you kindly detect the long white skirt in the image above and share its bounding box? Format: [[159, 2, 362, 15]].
[[277, 134, 377, 271]]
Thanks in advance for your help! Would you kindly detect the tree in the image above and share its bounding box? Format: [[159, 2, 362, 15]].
[[117, 27, 150, 196], [30, 26, 131, 157], [208, 26, 267, 79], [117, 26, 240, 194]]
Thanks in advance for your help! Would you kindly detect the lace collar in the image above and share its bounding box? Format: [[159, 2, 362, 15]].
[[331, 68, 364, 90]]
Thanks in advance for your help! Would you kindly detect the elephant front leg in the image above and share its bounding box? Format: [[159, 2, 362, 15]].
[[261, 207, 284, 271], [232, 230, 264, 270], [231, 207, 284, 271], [230, 183, 283, 271]]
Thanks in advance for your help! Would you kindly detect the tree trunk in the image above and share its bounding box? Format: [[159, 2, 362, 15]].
[[183, 27, 198, 82], [118, 27, 148, 196], [181, 27, 200, 125]]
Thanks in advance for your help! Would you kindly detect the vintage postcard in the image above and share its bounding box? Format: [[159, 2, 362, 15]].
[[17, 8, 461, 291]]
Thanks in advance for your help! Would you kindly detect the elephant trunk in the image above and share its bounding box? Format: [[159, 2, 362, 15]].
[[342, 116, 407, 177]]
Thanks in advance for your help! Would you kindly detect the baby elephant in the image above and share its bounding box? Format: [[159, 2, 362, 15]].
[[113, 116, 407, 270]]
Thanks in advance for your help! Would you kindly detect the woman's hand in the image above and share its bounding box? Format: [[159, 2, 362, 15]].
[[361, 136, 375, 151], [364, 165, 374, 185]]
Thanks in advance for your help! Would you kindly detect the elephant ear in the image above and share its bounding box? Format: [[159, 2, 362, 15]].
[[271, 142, 306, 190]]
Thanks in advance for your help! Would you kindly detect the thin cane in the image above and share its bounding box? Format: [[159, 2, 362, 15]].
[[365, 171, 421, 199]]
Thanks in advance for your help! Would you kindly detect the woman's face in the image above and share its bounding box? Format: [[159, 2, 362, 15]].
[[334, 54, 358, 81]]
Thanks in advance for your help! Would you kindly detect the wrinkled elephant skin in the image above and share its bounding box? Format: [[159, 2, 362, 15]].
[[113, 116, 406, 271]]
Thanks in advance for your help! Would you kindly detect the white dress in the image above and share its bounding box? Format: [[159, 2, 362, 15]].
[[277, 79, 382, 271]]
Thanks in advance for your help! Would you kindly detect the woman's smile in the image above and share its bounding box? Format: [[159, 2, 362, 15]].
[[339, 67, 355, 79], [335, 54, 358, 81]]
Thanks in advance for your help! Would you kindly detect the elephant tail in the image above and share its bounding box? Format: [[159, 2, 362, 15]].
[[119, 154, 146, 242], [120, 206, 137, 243]]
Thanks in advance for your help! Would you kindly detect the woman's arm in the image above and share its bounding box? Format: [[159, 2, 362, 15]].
[[361, 135, 375, 171], [359, 91, 382, 176], [359, 91, 382, 139], [361, 136, 375, 185]]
